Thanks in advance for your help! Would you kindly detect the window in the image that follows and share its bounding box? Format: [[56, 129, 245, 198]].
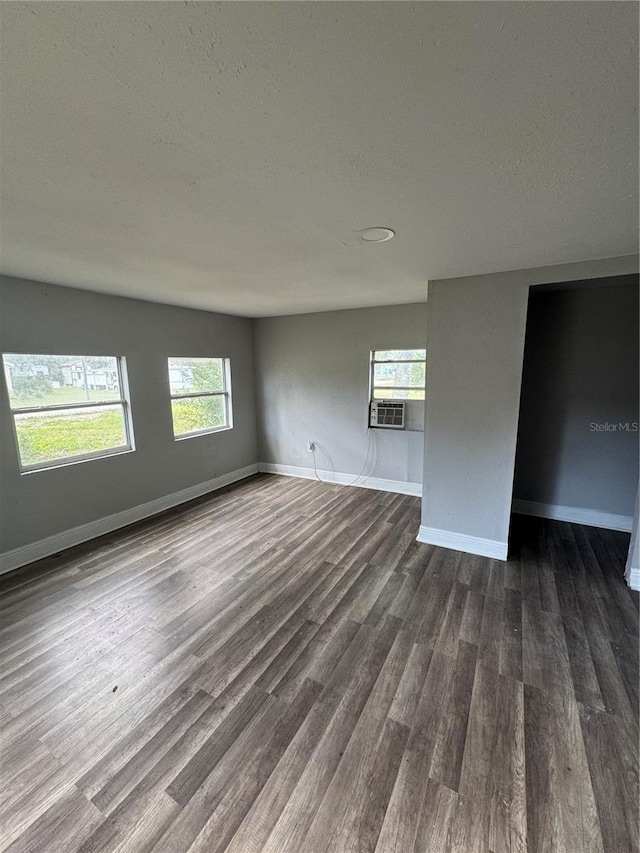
[[2, 354, 133, 471], [168, 357, 232, 438], [370, 349, 426, 400]]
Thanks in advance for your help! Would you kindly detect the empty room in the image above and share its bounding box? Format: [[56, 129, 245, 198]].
[[0, 3, 638, 852]]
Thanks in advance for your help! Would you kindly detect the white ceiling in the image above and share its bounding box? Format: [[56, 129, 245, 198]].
[[0, 2, 637, 317]]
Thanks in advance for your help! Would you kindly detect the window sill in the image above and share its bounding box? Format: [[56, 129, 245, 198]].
[[368, 426, 424, 433], [20, 447, 134, 475], [173, 425, 233, 441]]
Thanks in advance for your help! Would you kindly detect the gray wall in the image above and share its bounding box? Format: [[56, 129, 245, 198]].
[[0, 276, 258, 553], [626, 494, 640, 582], [420, 278, 530, 546], [514, 278, 639, 517], [255, 304, 427, 487], [420, 256, 639, 555]]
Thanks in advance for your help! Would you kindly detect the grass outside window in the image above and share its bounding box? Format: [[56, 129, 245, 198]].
[[2, 353, 133, 471], [370, 349, 426, 401], [168, 357, 232, 438]]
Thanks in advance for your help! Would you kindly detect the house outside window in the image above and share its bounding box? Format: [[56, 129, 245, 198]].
[[168, 357, 232, 438], [1, 354, 134, 471]]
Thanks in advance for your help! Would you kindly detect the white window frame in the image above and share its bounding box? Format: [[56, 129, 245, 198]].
[[169, 357, 233, 440], [370, 349, 426, 401], [2, 355, 134, 474]]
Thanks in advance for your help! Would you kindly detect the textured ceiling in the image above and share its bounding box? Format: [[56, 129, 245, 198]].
[[0, 2, 637, 317]]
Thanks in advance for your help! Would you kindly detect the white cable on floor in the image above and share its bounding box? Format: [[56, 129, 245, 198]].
[[312, 428, 374, 487]]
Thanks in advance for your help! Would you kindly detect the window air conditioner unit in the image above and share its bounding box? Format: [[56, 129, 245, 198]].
[[370, 400, 405, 429]]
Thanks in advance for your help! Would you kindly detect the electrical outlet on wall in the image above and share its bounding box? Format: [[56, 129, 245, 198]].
[[306, 441, 314, 453]]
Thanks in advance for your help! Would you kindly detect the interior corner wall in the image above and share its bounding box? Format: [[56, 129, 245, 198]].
[[419, 277, 530, 556], [254, 303, 427, 491], [418, 256, 639, 559], [626, 493, 640, 589], [513, 278, 639, 520], [0, 276, 258, 558]]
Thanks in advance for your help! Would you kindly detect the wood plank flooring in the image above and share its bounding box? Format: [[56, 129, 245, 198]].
[[0, 474, 638, 853]]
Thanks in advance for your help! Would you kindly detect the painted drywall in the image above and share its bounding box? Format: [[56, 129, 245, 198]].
[[255, 304, 427, 489], [419, 256, 639, 557], [1, 4, 638, 315], [513, 278, 639, 518], [626, 492, 640, 590], [420, 279, 530, 552], [0, 276, 258, 554]]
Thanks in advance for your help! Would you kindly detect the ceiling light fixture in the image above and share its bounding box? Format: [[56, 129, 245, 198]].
[[358, 227, 395, 243]]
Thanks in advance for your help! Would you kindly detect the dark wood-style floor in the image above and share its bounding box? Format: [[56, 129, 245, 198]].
[[1, 475, 638, 853]]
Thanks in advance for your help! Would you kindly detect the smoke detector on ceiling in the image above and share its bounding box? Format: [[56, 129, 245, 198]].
[[358, 227, 395, 243]]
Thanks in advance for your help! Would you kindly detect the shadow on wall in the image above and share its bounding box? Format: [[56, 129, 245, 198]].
[[513, 277, 639, 518]]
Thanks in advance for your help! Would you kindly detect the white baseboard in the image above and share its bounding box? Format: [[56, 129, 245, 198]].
[[0, 464, 259, 576], [416, 525, 508, 560], [626, 567, 640, 592], [258, 462, 422, 497], [512, 499, 633, 533]]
